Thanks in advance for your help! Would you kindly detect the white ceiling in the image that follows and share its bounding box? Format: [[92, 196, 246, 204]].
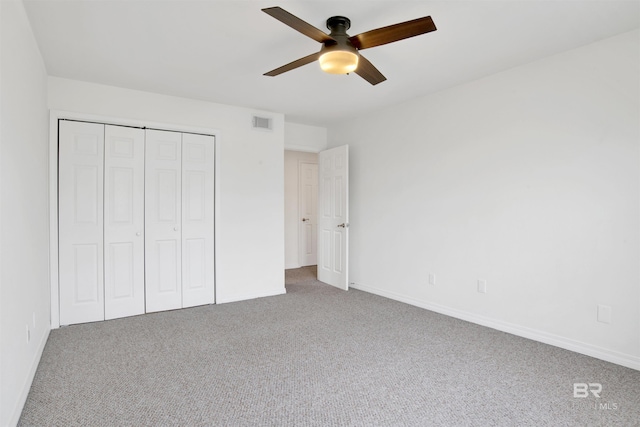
[[24, 0, 640, 126]]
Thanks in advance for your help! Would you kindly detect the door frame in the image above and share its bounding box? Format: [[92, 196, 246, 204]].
[[48, 110, 220, 328]]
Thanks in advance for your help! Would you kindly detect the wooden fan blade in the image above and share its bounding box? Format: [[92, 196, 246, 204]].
[[262, 7, 335, 44], [355, 54, 386, 85], [264, 52, 321, 77], [349, 16, 436, 50]]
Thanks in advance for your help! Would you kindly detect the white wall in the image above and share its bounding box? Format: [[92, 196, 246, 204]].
[[328, 30, 640, 369], [284, 151, 318, 269], [0, 1, 51, 425], [48, 77, 286, 304], [284, 122, 327, 153]]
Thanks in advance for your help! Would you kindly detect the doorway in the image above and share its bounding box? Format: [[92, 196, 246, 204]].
[[284, 150, 318, 269]]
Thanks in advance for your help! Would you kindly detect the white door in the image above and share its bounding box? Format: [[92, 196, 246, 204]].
[[181, 133, 215, 307], [59, 121, 105, 325], [145, 129, 183, 312], [299, 162, 318, 266], [317, 145, 349, 290], [104, 125, 145, 320]]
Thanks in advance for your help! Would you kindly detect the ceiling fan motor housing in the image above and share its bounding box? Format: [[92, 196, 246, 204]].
[[325, 16, 355, 47], [320, 15, 359, 74]]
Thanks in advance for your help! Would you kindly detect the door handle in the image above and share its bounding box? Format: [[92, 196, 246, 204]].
[[302, 218, 309, 222], [337, 223, 349, 228]]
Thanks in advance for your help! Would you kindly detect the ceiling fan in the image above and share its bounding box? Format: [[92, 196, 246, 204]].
[[262, 6, 437, 85]]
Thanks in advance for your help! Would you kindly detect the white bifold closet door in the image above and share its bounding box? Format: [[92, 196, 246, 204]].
[[181, 133, 215, 308], [59, 121, 214, 325], [103, 125, 145, 320], [145, 130, 215, 313], [59, 121, 106, 325], [59, 122, 146, 325]]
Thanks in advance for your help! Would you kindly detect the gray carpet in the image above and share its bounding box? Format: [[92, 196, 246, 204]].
[[19, 266, 640, 426]]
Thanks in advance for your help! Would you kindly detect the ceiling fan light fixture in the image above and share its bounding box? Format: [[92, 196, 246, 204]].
[[319, 45, 359, 74], [262, 7, 436, 85]]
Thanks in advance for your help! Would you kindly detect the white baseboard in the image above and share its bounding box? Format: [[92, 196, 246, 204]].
[[350, 282, 640, 371], [217, 287, 287, 304], [10, 327, 50, 426]]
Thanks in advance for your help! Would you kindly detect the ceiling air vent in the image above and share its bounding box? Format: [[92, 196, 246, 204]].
[[252, 116, 273, 131]]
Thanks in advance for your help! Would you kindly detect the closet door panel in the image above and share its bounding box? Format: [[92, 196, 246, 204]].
[[182, 133, 215, 307], [104, 125, 145, 320], [145, 129, 183, 312], [59, 121, 105, 325]]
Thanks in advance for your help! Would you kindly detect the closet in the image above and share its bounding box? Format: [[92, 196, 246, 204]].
[[58, 120, 215, 326]]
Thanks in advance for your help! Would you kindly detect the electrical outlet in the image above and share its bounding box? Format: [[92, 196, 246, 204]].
[[477, 279, 487, 294], [26, 325, 31, 343], [597, 305, 611, 324], [428, 273, 436, 286]]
